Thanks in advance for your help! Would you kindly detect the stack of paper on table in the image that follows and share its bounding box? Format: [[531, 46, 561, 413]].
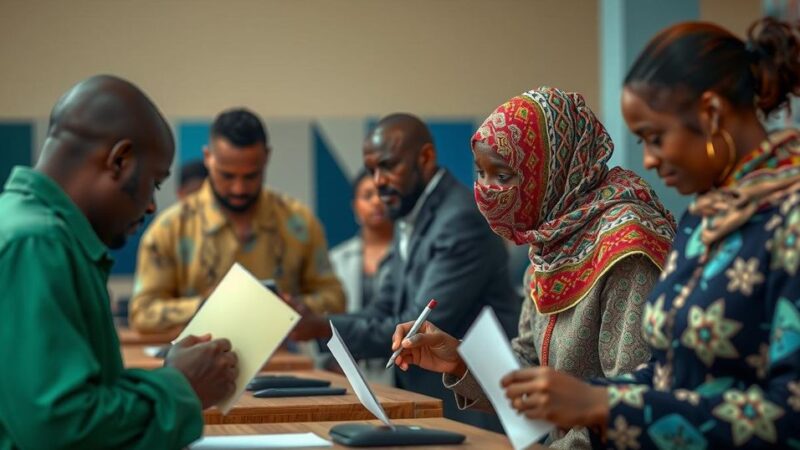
[[175, 263, 300, 413]]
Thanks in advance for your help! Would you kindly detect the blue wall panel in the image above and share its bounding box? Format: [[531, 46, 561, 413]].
[[110, 216, 153, 275], [178, 121, 211, 164], [313, 124, 358, 248], [427, 120, 476, 187], [0, 122, 33, 188]]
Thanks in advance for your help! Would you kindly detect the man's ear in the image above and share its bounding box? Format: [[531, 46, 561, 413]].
[[105, 139, 134, 180], [203, 145, 213, 171], [418, 143, 436, 169]]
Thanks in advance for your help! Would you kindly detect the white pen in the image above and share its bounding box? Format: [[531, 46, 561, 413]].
[[386, 299, 438, 369]]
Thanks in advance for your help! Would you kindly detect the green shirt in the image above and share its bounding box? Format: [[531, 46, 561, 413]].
[[0, 167, 203, 449]]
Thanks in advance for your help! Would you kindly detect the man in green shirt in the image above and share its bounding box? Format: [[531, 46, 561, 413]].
[[0, 75, 239, 449]]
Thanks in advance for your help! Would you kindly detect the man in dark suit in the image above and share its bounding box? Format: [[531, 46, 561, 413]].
[[292, 113, 520, 429]]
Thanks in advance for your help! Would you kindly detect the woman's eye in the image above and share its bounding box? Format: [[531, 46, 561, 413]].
[[641, 135, 661, 147]]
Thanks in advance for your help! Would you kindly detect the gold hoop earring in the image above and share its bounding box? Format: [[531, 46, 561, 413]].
[[717, 129, 737, 184], [706, 138, 716, 161]]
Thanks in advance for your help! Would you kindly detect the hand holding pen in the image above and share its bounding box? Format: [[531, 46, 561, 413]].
[[387, 300, 467, 377]]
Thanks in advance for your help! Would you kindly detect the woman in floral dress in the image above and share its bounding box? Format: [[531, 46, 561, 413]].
[[497, 17, 800, 450]]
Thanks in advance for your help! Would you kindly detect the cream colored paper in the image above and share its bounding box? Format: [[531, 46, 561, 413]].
[[176, 263, 300, 413]]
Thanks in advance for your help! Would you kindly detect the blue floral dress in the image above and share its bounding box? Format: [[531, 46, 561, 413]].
[[592, 132, 800, 449]]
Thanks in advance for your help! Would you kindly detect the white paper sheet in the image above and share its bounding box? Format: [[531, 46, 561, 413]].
[[458, 307, 553, 450], [142, 345, 167, 358], [326, 321, 394, 428], [190, 432, 332, 449], [175, 263, 300, 413]]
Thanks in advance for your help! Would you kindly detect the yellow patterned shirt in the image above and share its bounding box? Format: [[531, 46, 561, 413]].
[[129, 181, 345, 332]]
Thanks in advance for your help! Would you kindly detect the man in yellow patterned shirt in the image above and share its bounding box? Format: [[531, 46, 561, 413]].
[[130, 108, 345, 332]]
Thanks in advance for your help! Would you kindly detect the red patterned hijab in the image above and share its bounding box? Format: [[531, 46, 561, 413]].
[[473, 87, 676, 314]]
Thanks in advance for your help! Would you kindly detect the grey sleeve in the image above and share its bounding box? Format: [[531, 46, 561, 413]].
[[510, 274, 540, 366], [441, 370, 494, 412], [597, 254, 658, 377]]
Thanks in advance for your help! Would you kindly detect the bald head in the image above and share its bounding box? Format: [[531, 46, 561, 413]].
[[42, 75, 172, 165], [368, 113, 434, 158], [36, 75, 175, 250]]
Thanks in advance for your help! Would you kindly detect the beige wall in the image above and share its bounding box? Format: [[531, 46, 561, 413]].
[[0, 0, 764, 121], [701, 0, 763, 37], [0, 0, 600, 119]]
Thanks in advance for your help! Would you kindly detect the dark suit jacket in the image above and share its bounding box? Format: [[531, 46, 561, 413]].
[[331, 170, 521, 430]]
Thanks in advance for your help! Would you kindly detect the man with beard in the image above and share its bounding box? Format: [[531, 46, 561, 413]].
[[129, 108, 344, 332], [290, 113, 520, 430], [0, 75, 238, 448]]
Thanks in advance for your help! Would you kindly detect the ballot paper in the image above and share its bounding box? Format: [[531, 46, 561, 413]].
[[458, 307, 553, 450], [190, 432, 332, 449], [143, 345, 162, 358], [326, 321, 394, 428], [175, 263, 300, 413]]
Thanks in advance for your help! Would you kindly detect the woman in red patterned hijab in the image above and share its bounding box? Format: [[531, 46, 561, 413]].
[[391, 86, 677, 448], [473, 86, 676, 314]]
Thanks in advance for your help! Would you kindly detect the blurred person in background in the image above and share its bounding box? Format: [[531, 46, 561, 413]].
[[329, 168, 394, 383]]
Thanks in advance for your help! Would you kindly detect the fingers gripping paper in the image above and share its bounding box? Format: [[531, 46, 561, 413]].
[[326, 322, 394, 428], [458, 307, 553, 450], [176, 263, 300, 413]]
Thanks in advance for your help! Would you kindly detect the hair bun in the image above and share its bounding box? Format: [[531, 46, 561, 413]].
[[746, 17, 800, 116]]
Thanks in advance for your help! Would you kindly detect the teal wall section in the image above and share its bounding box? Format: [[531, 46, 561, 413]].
[[0, 123, 34, 189], [313, 123, 358, 248], [600, 0, 699, 217], [179, 122, 211, 164]]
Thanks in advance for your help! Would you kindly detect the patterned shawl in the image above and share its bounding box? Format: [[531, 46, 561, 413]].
[[690, 129, 800, 261], [472, 87, 676, 314]]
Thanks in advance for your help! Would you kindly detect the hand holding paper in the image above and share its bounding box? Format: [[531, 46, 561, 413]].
[[175, 263, 300, 413], [501, 366, 611, 431], [165, 334, 238, 409], [458, 307, 553, 450]]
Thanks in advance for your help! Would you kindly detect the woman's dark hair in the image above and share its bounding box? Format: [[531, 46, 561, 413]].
[[625, 17, 800, 118], [179, 159, 208, 186], [352, 168, 372, 198]]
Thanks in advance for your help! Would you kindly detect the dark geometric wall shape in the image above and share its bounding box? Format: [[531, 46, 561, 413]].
[[313, 123, 358, 248]]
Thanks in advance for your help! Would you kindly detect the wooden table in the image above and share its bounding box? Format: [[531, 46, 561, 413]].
[[203, 418, 525, 449], [116, 326, 178, 345], [121, 346, 315, 372], [203, 370, 443, 424]]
